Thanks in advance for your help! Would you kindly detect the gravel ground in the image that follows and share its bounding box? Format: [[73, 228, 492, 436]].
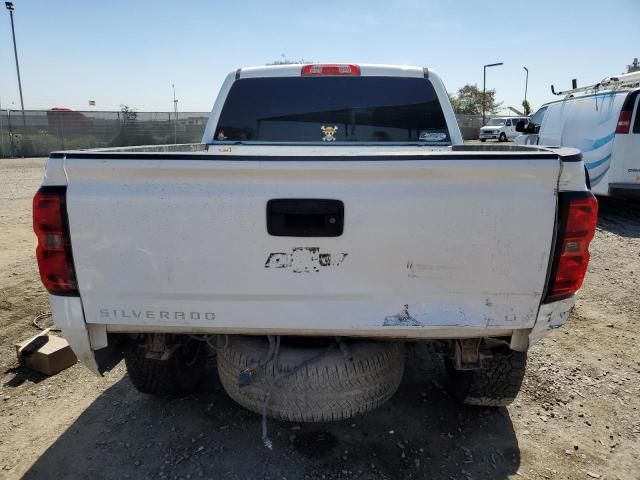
[[0, 157, 639, 480]]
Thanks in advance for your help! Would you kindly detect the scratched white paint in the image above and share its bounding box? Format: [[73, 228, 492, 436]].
[[61, 154, 560, 335], [265, 248, 348, 272], [558, 160, 589, 192], [529, 297, 574, 345]]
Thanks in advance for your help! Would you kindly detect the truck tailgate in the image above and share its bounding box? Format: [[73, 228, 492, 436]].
[[64, 155, 559, 336]]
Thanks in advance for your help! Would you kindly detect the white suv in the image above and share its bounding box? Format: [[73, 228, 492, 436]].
[[479, 117, 529, 142]]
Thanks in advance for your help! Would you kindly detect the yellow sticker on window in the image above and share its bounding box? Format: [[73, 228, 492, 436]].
[[321, 125, 338, 142]]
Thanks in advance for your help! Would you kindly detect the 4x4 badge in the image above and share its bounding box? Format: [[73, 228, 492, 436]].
[[265, 247, 348, 273]]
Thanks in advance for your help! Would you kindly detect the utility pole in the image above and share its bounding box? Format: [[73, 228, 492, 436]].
[[172, 84, 178, 144], [523, 66, 529, 114], [483, 62, 503, 125], [5, 2, 26, 129], [0, 97, 4, 158]]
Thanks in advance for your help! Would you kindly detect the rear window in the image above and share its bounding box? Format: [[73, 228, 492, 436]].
[[214, 76, 450, 144]]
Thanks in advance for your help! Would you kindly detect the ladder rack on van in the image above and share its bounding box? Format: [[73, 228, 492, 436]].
[[551, 71, 640, 98]]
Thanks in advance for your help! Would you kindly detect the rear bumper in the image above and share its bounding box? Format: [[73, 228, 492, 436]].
[[51, 294, 575, 374], [103, 323, 515, 339], [50, 295, 120, 375], [49, 295, 101, 374], [608, 183, 640, 198], [528, 296, 575, 346]]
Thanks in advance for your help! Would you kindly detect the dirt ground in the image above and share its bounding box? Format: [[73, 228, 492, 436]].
[[0, 157, 639, 480]]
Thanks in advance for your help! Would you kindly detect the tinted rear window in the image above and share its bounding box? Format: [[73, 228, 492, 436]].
[[214, 76, 450, 143]]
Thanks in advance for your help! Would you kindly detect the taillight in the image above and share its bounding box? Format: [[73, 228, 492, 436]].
[[33, 187, 78, 296], [615, 110, 632, 134], [545, 193, 598, 302], [301, 64, 361, 76]]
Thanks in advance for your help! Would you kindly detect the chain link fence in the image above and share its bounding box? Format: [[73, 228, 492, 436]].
[[0, 109, 482, 158], [455, 114, 484, 140], [0, 110, 210, 158]]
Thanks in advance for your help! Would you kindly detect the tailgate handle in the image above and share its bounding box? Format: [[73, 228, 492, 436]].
[[267, 199, 344, 237]]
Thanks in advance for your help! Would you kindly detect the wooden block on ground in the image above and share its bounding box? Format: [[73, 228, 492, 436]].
[[15, 334, 77, 376]]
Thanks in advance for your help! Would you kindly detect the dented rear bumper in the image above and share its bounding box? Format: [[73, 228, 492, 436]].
[[52, 293, 575, 376], [528, 296, 575, 346]]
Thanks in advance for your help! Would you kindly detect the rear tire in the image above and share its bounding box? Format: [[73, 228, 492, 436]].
[[445, 350, 527, 406], [217, 336, 405, 422], [480, 138, 486, 142], [124, 336, 208, 396]]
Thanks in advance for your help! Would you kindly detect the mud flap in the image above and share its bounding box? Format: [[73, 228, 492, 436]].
[[94, 337, 124, 374]]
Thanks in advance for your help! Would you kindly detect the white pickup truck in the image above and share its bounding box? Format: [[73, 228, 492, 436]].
[[34, 64, 597, 424]]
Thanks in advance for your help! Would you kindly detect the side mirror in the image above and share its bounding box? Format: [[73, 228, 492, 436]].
[[515, 120, 526, 132]]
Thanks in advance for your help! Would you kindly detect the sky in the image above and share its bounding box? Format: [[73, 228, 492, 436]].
[[0, 0, 638, 115]]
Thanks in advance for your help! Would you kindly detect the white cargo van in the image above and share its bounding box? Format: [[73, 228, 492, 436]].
[[516, 72, 640, 197], [479, 117, 528, 142]]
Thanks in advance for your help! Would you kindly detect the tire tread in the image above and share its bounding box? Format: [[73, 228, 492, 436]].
[[217, 337, 404, 422], [447, 351, 527, 407]]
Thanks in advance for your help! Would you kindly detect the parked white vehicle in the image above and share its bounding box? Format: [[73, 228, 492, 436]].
[[34, 64, 597, 427], [479, 117, 529, 142], [515, 71, 640, 197]]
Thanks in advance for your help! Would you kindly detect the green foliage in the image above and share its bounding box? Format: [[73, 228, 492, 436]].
[[6, 132, 110, 157], [0, 132, 12, 157], [447, 93, 458, 111], [449, 84, 503, 115], [120, 105, 138, 124], [18, 133, 59, 156], [522, 99, 532, 116], [2, 104, 205, 157], [267, 55, 312, 65], [111, 105, 154, 146]]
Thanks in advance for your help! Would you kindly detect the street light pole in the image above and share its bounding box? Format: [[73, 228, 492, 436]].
[[482, 62, 503, 125], [172, 84, 178, 144], [0, 97, 4, 158], [5, 2, 26, 129], [523, 66, 529, 113]]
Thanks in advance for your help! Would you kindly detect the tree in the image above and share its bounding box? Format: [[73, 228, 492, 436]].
[[449, 84, 503, 115], [447, 93, 458, 110], [119, 104, 138, 125], [521, 99, 532, 116], [267, 54, 312, 65], [111, 104, 153, 147]]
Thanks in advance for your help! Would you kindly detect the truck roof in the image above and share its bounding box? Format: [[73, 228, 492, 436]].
[[237, 63, 431, 79], [540, 86, 640, 110]]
